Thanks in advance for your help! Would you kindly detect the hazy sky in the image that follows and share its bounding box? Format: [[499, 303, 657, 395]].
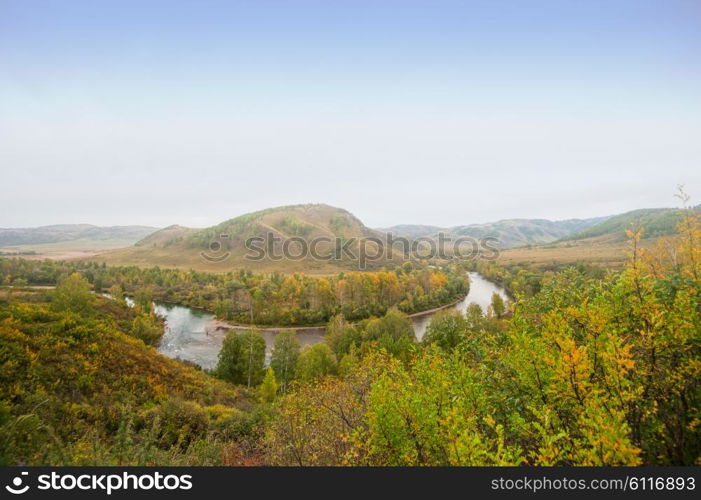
[[1, 0, 700, 229]]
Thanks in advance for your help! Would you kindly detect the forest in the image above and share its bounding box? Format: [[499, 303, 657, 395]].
[[0, 259, 468, 326], [0, 207, 699, 466]]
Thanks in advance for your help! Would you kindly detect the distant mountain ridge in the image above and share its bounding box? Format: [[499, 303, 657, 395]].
[[563, 206, 698, 241], [381, 217, 608, 248], [0, 224, 159, 247]]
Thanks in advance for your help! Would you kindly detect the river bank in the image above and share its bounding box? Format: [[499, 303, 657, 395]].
[[156, 272, 509, 368]]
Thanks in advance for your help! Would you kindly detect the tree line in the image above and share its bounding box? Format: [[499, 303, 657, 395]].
[[0, 259, 468, 326]]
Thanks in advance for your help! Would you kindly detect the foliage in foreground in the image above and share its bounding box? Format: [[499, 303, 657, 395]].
[[0, 290, 260, 465], [264, 209, 701, 465]]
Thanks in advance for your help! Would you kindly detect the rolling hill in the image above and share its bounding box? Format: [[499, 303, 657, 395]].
[[94, 204, 398, 273], [382, 217, 608, 249], [0, 224, 158, 246], [0, 224, 160, 260], [498, 206, 698, 269], [377, 224, 442, 239], [563, 207, 694, 241]]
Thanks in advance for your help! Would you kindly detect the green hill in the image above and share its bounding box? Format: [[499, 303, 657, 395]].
[[565, 207, 694, 241], [383, 217, 607, 249], [96, 204, 396, 273], [0, 224, 158, 246]]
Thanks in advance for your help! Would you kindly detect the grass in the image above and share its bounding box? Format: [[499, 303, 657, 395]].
[[497, 233, 659, 269]]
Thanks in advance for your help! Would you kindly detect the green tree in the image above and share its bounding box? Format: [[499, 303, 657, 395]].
[[260, 367, 279, 403], [270, 330, 300, 391], [363, 308, 416, 361], [338, 344, 359, 377], [130, 313, 162, 345], [133, 287, 154, 314], [325, 314, 362, 357], [296, 344, 337, 381], [422, 310, 468, 351], [464, 303, 484, 327], [216, 329, 266, 387], [53, 272, 94, 314], [490, 292, 506, 318], [93, 276, 103, 293], [108, 284, 126, 306]]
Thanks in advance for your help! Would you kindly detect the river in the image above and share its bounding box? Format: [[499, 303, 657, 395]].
[[154, 272, 509, 370]]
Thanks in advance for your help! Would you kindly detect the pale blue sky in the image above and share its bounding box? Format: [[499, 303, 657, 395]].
[[1, 0, 700, 228]]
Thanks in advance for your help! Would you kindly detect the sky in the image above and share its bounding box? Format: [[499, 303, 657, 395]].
[[1, 0, 700, 229]]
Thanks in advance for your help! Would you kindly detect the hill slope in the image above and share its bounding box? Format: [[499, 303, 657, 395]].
[[0, 289, 247, 465], [0, 224, 158, 246], [383, 217, 607, 248], [499, 207, 700, 269], [95, 204, 396, 273], [564, 207, 693, 241]]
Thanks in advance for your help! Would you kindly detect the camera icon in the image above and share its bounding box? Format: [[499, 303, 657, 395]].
[[5, 471, 29, 494]]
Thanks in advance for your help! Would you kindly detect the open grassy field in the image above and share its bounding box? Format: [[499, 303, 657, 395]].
[[0, 238, 147, 261], [497, 233, 658, 269]]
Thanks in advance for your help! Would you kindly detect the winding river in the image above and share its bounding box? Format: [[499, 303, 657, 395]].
[[154, 272, 509, 370]]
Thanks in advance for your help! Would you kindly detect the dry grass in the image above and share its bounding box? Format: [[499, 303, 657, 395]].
[[497, 233, 659, 269]]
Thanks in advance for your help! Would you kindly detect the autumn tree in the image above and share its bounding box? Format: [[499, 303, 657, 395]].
[[52, 272, 94, 314], [362, 308, 416, 361], [130, 313, 162, 345], [216, 329, 266, 387], [490, 292, 506, 318], [260, 368, 279, 403], [296, 344, 337, 381], [270, 330, 300, 391], [422, 310, 468, 351], [133, 286, 154, 314]]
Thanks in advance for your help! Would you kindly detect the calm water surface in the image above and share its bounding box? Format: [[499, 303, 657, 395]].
[[410, 272, 509, 341]]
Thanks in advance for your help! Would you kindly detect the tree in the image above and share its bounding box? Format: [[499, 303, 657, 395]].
[[464, 303, 484, 327], [325, 314, 361, 357], [296, 344, 337, 381], [108, 283, 126, 306], [216, 329, 266, 387], [362, 308, 416, 361], [260, 368, 279, 403], [130, 313, 162, 345], [338, 344, 359, 376], [133, 287, 154, 314], [422, 310, 468, 351], [490, 292, 506, 318], [270, 330, 300, 392], [53, 272, 94, 314], [264, 362, 376, 465]]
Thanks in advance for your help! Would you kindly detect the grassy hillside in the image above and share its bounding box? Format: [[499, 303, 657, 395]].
[[564, 207, 691, 241], [378, 224, 442, 238], [499, 207, 697, 270], [0, 224, 158, 246], [447, 217, 607, 248], [497, 233, 656, 269], [383, 217, 607, 249], [0, 287, 252, 465], [94, 204, 398, 273], [0, 225, 160, 261]]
